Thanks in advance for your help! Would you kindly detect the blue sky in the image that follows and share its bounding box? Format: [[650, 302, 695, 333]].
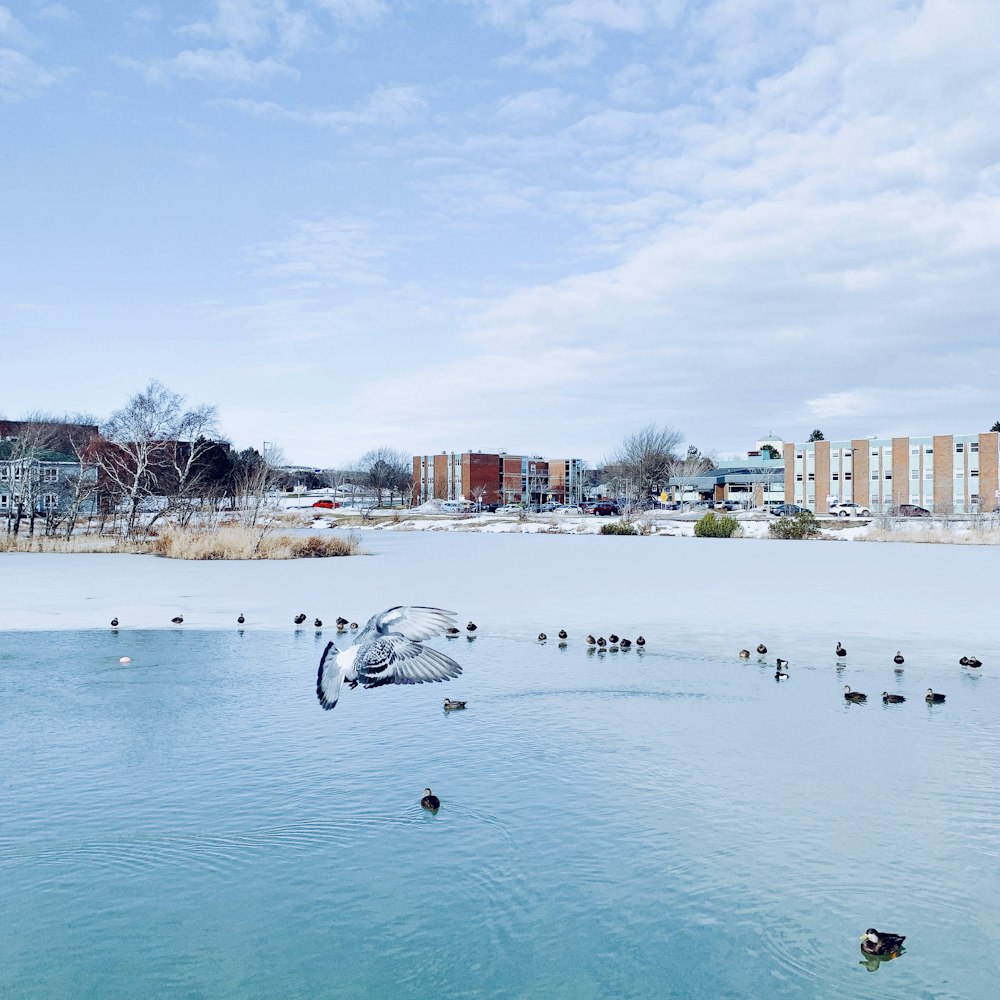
[[3, 0, 999, 466]]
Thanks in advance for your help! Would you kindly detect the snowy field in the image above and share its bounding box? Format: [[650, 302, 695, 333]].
[[2, 533, 995, 661]]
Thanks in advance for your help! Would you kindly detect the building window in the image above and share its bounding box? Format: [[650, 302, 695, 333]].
[[925, 448, 933, 454], [871, 472, 878, 480], [796, 474, 803, 481], [911, 470, 918, 479], [45, 467, 59, 482], [925, 470, 933, 478], [871, 450, 878, 457], [911, 448, 919, 455], [0, 494, 7, 508], [971, 442, 979, 453], [43, 494, 58, 510], [14, 467, 21, 481], [0, 467, 8, 481], [884, 472, 892, 480], [972, 494, 980, 504], [955, 470, 963, 478], [832, 473, 839, 481], [956, 443, 964, 453], [845, 472, 852, 481], [971, 469, 979, 478]]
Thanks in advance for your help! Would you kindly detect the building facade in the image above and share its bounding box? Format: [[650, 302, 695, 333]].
[[784, 432, 1000, 514], [413, 452, 586, 506]]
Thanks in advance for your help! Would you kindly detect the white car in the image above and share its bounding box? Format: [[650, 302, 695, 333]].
[[828, 501, 871, 517], [495, 504, 523, 514], [555, 505, 583, 515]]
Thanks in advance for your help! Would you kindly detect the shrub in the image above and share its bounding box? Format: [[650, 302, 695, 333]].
[[694, 512, 740, 538], [768, 512, 820, 540], [600, 519, 638, 535], [151, 525, 361, 559]]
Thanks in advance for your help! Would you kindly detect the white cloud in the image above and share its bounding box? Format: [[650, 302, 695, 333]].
[[217, 84, 426, 127], [496, 87, 573, 121]]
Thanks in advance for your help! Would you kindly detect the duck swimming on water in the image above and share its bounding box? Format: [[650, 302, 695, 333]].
[[756, 643, 767, 655], [844, 685, 866, 703], [836, 642, 847, 658], [739, 649, 750, 659], [893, 651, 904, 665], [294, 613, 306, 625], [861, 929, 905, 957], [421, 788, 441, 810], [926, 688, 946, 703], [882, 692, 906, 704], [443, 698, 466, 710]]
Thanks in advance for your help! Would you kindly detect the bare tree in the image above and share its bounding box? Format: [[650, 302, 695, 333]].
[[358, 447, 411, 511], [99, 381, 219, 538], [671, 445, 715, 509], [605, 424, 684, 507]]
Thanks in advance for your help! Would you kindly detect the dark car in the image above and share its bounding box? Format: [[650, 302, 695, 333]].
[[892, 504, 930, 517], [592, 501, 620, 516], [770, 503, 808, 516]]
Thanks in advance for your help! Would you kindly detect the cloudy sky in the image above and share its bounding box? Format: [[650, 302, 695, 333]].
[[3, 1, 999, 466]]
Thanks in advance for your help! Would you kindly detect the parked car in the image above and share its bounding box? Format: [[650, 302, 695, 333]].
[[495, 504, 523, 514], [592, 501, 620, 516], [770, 503, 809, 516], [312, 499, 338, 509], [828, 501, 871, 517], [555, 505, 583, 515], [891, 504, 930, 517], [714, 500, 736, 511]]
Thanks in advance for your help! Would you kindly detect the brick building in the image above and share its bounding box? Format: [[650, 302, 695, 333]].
[[413, 452, 585, 507], [784, 432, 1000, 514]]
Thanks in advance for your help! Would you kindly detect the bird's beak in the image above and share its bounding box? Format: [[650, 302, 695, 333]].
[[859, 935, 866, 941]]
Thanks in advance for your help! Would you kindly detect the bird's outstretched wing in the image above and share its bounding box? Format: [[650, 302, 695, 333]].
[[356, 634, 462, 688], [316, 641, 344, 710], [357, 606, 457, 644]]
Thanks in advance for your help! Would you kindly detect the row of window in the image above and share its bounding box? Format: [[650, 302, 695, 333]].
[[0, 494, 59, 509], [0, 467, 60, 482], [797, 442, 980, 460]]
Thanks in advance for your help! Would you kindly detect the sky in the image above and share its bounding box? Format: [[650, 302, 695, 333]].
[[2, 0, 999, 467]]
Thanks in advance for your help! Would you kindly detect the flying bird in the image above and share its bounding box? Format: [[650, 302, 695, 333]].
[[316, 606, 463, 711]]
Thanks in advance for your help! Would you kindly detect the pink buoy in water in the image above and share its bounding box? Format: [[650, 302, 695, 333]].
[[119, 656, 132, 664]]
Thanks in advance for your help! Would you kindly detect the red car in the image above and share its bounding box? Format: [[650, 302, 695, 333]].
[[312, 500, 338, 509], [592, 501, 620, 516]]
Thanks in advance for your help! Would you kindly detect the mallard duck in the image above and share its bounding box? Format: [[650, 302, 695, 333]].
[[893, 651, 904, 665], [776, 658, 789, 669], [314, 619, 323, 628], [443, 698, 466, 710], [558, 629, 567, 639], [171, 616, 184, 625], [110, 618, 119, 628], [294, 613, 306, 625], [882, 692, 906, 704], [756, 643, 767, 654], [608, 633, 619, 644], [237, 614, 245, 625], [420, 788, 441, 810], [925, 688, 946, 703], [586, 635, 596, 646], [738, 649, 750, 659], [860, 928, 905, 957], [775, 669, 789, 681], [635, 636, 646, 647], [620, 638, 632, 649], [538, 633, 547, 642], [836, 642, 847, 658], [844, 685, 866, 703]]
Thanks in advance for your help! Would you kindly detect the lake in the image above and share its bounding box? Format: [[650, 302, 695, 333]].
[[3, 607, 999, 998]]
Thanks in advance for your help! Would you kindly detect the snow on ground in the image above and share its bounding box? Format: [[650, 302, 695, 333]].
[[2, 534, 996, 670]]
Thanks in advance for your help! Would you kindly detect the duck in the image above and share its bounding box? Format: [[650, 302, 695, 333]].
[[336, 616, 349, 628], [314, 619, 323, 628], [738, 649, 750, 659], [882, 692, 906, 704], [636, 636, 646, 647], [776, 658, 789, 669], [586, 635, 596, 646], [893, 651, 904, 665], [596, 637, 607, 648], [446, 627, 460, 638], [420, 788, 441, 810], [775, 669, 789, 681], [620, 638, 632, 649], [860, 928, 906, 957], [965, 656, 982, 669], [537, 632, 547, 642], [443, 698, 466, 710], [844, 685, 866, 703], [756, 643, 767, 655], [608, 634, 619, 644], [836, 642, 847, 658], [294, 613, 306, 625], [466, 621, 477, 633], [925, 688, 946, 703], [558, 629, 568, 640], [349, 622, 358, 630], [110, 618, 119, 628], [237, 614, 245, 625], [171, 616, 184, 625]]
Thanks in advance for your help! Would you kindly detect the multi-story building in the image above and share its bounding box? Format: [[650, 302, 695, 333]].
[[413, 452, 586, 507], [784, 432, 1000, 514]]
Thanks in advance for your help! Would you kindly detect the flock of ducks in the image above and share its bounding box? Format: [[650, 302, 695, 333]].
[[739, 640, 982, 704]]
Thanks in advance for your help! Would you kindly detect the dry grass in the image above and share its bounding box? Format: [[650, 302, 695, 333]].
[[861, 524, 1000, 545], [0, 534, 149, 554], [151, 524, 360, 559]]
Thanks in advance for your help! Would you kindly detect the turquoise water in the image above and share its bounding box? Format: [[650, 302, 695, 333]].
[[2, 627, 999, 999]]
